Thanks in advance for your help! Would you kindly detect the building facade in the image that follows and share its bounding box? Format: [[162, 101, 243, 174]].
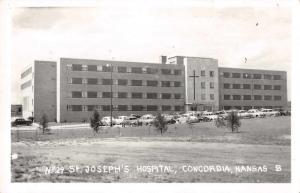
[[20, 56, 288, 122]]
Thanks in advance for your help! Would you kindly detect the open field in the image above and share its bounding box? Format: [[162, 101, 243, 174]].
[[11, 116, 290, 182]]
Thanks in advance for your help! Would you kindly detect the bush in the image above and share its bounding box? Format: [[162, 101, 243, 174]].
[[90, 110, 101, 135], [153, 113, 168, 135], [215, 111, 241, 133], [40, 114, 49, 134]]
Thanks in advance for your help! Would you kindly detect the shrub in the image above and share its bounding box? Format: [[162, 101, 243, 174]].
[[215, 111, 241, 133], [153, 113, 168, 135], [90, 110, 101, 135], [40, 114, 49, 134]]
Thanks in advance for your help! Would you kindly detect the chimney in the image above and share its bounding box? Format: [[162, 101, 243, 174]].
[[160, 55, 167, 64]]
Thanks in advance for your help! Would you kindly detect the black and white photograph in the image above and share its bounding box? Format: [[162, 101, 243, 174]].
[[1, 0, 298, 190]]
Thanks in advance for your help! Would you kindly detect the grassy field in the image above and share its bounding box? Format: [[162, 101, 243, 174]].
[[11, 116, 290, 182]]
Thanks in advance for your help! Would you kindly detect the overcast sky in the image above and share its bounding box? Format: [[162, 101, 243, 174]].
[[11, 1, 291, 103]]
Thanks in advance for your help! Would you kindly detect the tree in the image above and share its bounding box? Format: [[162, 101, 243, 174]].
[[90, 110, 101, 135], [153, 113, 168, 135], [215, 111, 241, 133], [40, 114, 49, 134]]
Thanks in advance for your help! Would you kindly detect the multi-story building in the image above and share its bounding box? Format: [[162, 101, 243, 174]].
[[20, 55, 288, 122]]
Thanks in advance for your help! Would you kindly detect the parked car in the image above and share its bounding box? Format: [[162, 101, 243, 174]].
[[176, 114, 199, 124], [260, 108, 280, 117], [123, 116, 140, 126], [237, 110, 252, 119], [11, 118, 32, 127], [274, 108, 289, 116], [247, 109, 265, 118], [101, 116, 116, 126], [139, 114, 155, 126], [162, 114, 176, 124], [201, 112, 218, 121], [114, 116, 128, 125]]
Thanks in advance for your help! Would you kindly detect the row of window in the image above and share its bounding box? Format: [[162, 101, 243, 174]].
[[222, 72, 282, 80], [68, 64, 183, 75], [223, 83, 282, 90], [21, 80, 32, 90], [68, 78, 183, 87], [66, 105, 184, 112], [69, 91, 184, 99], [223, 95, 282, 101], [222, 106, 283, 110], [21, 67, 32, 79], [197, 70, 215, 77]]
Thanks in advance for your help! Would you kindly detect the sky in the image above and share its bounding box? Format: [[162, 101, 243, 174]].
[[10, 1, 291, 103]]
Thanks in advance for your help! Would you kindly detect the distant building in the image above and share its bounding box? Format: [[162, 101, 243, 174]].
[[11, 104, 22, 117], [20, 56, 288, 122]]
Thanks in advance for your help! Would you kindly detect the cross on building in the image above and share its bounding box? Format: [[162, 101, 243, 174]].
[[189, 70, 199, 100]]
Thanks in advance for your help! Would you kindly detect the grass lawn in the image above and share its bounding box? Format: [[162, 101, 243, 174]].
[[11, 116, 290, 182]]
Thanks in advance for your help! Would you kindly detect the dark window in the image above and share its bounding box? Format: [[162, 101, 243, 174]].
[[72, 64, 82, 71], [210, 94, 214, 100], [233, 95, 241, 100], [102, 105, 111, 111], [264, 74, 272, 80], [118, 92, 127, 98], [146, 68, 158, 74], [131, 67, 143, 73], [254, 95, 262, 100], [174, 70, 182, 75], [21, 80, 32, 90], [253, 74, 262, 79], [243, 95, 251, 100], [210, 71, 214, 77], [254, 84, 261, 90], [131, 80, 143, 86], [102, 79, 112, 85], [87, 92, 97, 98], [244, 106, 252, 110], [72, 78, 82, 84], [223, 83, 230, 89], [87, 65, 97, 71], [232, 73, 241, 78], [234, 106, 242, 110], [147, 80, 158, 87], [72, 91, 82, 98], [201, 82, 205, 89], [132, 105, 144, 111], [161, 69, 172, 75], [174, 106, 182, 111], [161, 81, 171, 87], [232, 84, 240, 89], [147, 105, 158, 111], [243, 73, 252, 79], [118, 105, 128, 111], [243, 84, 251, 89], [174, 81, 181, 87], [102, 92, 112, 98], [162, 105, 171, 111], [87, 78, 98, 85], [264, 85, 272, 90], [223, 72, 230, 78], [274, 85, 281, 90], [87, 105, 97, 111], [102, 65, 112, 72], [210, 82, 214, 89], [118, 79, 128, 86], [174, 93, 181, 99], [264, 95, 272, 100], [161, 93, 171, 99], [147, 93, 158, 99], [132, 93, 143, 99], [72, 105, 82, 111], [117, 66, 127, 73], [273, 75, 281, 80], [274, 96, 282, 100], [224, 95, 230, 100], [201, 70, 205, 76], [21, 67, 32, 79]]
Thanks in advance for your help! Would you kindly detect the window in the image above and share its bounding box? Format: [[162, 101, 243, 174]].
[[162, 105, 171, 111], [87, 65, 97, 71], [87, 78, 98, 85], [147, 105, 158, 111], [273, 75, 281, 80], [147, 80, 158, 87], [132, 105, 144, 111], [118, 105, 128, 111], [72, 105, 82, 111], [264, 95, 272, 100], [72, 91, 82, 98], [201, 94, 206, 100], [264, 85, 272, 90], [87, 105, 97, 111], [210, 82, 214, 89], [232, 84, 240, 89], [243, 95, 251, 100], [174, 70, 182, 75], [161, 93, 171, 99], [118, 79, 128, 86], [253, 74, 262, 79], [102, 65, 112, 72], [21, 67, 32, 79], [233, 95, 241, 100], [210, 71, 214, 77], [131, 80, 143, 86], [131, 67, 143, 73], [274, 85, 281, 90], [254, 84, 261, 90], [201, 70, 205, 76], [161, 69, 171, 75], [72, 64, 82, 71], [274, 96, 282, 100], [102, 79, 112, 85], [174, 81, 181, 87], [147, 93, 158, 99], [118, 92, 127, 98], [174, 93, 181, 99], [254, 95, 262, 100], [244, 106, 252, 110], [174, 106, 182, 111], [201, 82, 205, 89], [82, 65, 87, 71], [223, 106, 231, 110], [21, 80, 32, 90], [243, 84, 251, 89], [161, 81, 171, 87], [102, 92, 112, 98], [210, 94, 214, 100], [243, 73, 252, 79], [223, 83, 230, 89], [72, 78, 82, 84], [87, 92, 97, 98], [118, 66, 127, 73], [232, 73, 241, 78], [224, 95, 230, 100], [264, 74, 272, 80], [102, 105, 111, 111], [146, 68, 158, 74], [223, 72, 230, 78], [132, 92, 143, 99]]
